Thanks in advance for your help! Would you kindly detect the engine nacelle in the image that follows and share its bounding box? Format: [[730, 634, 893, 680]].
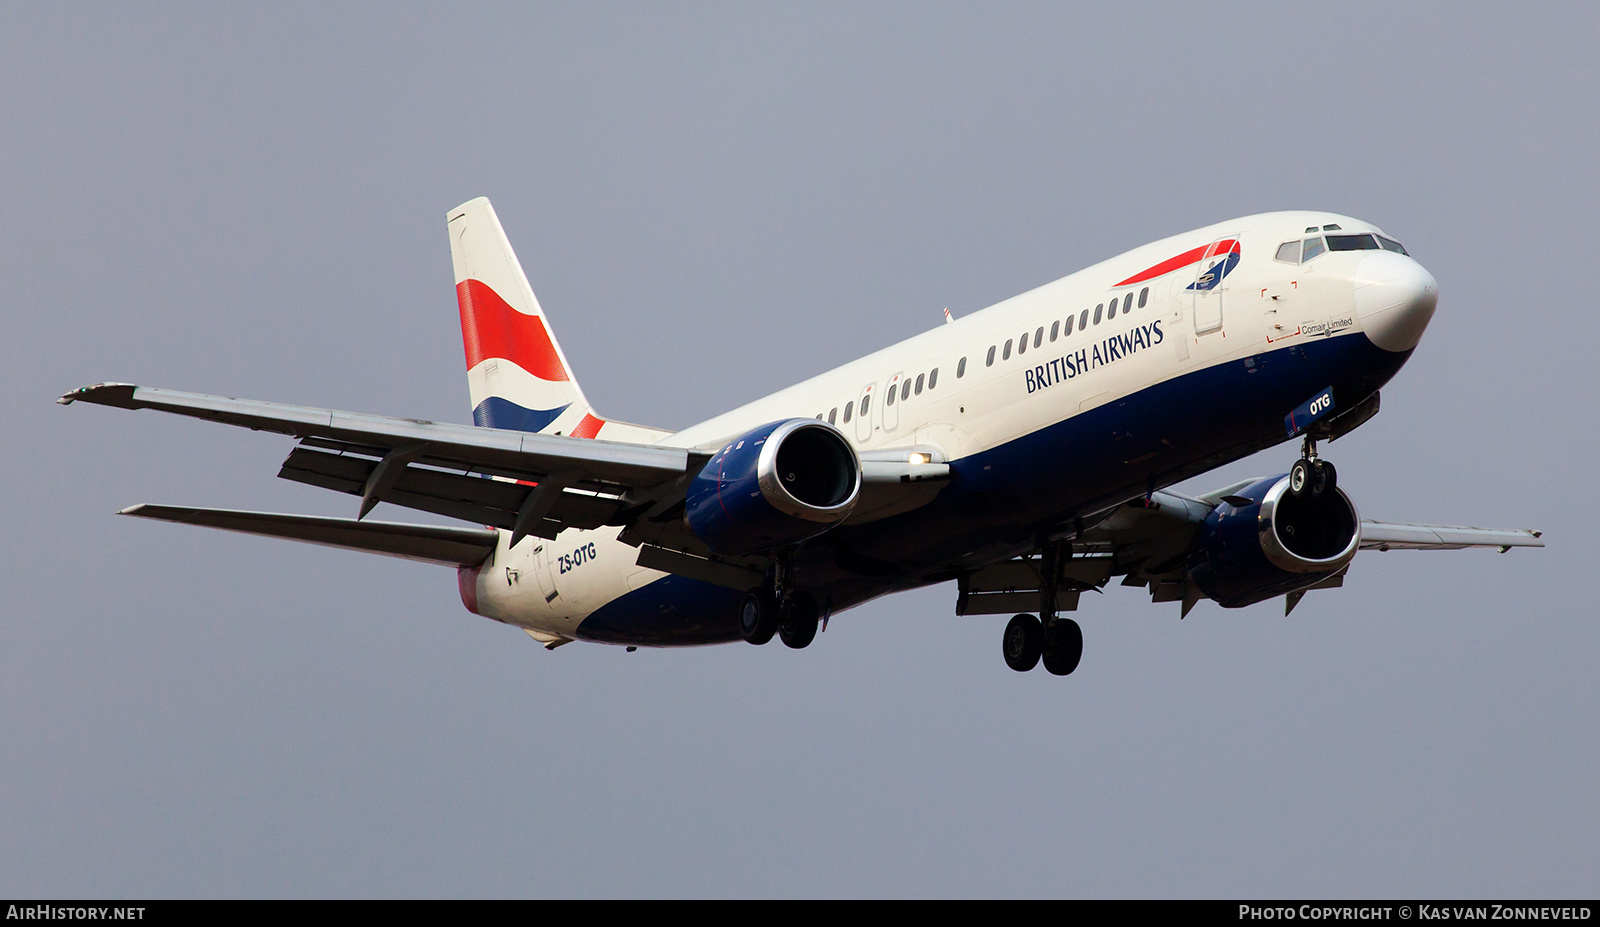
[[1187, 473, 1360, 608], [685, 419, 861, 555]]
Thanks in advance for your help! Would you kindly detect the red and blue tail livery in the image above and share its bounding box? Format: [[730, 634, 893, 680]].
[[449, 198, 596, 437]]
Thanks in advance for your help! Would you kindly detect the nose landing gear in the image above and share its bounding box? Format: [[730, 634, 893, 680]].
[[1289, 434, 1338, 499]]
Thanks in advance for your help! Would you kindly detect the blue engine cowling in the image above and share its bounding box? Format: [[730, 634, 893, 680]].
[[685, 419, 861, 555], [1187, 473, 1361, 608]]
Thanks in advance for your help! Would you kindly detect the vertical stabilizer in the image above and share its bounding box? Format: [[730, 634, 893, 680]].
[[448, 197, 614, 438]]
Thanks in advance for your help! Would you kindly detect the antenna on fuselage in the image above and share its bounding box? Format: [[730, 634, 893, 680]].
[[943, 307, 954, 324]]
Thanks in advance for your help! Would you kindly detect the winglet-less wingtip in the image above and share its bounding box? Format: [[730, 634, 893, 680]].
[[58, 383, 138, 407]]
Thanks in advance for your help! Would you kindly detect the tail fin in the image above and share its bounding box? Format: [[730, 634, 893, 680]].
[[448, 197, 616, 439]]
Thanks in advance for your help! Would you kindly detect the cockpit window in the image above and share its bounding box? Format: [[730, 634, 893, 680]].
[[1322, 223, 1342, 231], [1301, 237, 1326, 262], [1376, 235, 1409, 255], [1327, 233, 1381, 252], [1275, 241, 1301, 263]]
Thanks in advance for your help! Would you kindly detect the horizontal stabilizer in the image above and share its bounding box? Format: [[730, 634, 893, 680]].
[[120, 504, 499, 566], [1360, 521, 1544, 552]]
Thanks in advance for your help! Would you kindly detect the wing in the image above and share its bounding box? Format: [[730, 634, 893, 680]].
[[62, 382, 959, 586], [956, 479, 1542, 618], [1359, 521, 1544, 551], [61, 382, 696, 546]]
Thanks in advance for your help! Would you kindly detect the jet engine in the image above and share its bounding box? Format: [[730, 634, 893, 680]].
[[1187, 473, 1360, 607], [685, 419, 860, 555]]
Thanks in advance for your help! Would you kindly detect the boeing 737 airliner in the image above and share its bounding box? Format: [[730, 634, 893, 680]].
[[61, 198, 1542, 675]]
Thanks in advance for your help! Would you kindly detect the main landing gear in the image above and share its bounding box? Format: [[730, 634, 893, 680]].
[[1001, 540, 1083, 676], [1003, 613, 1082, 675], [1289, 433, 1338, 500], [739, 550, 819, 649]]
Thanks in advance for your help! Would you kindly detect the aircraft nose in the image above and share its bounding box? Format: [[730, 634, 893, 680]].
[[1353, 252, 1438, 353]]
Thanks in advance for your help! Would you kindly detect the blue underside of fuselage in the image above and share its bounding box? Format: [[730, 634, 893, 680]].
[[572, 573, 747, 646], [576, 331, 1412, 646]]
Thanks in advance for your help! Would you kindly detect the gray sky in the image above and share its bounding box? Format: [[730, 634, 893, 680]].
[[4, 3, 1597, 898]]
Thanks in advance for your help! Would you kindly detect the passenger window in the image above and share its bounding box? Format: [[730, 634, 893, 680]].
[[986, 346, 996, 367], [843, 402, 853, 423], [1139, 286, 1148, 308], [1050, 320, 1059, 341], [1275, 241, 1301, 263], [828, 407, 837, 425], [1065, 314, 1075, 336], [1017, 332, 1028, 355], [860, 393, 870, 416], [1079, 309, 1089, 330], [929, 368, 939, 388], [1034, 326, 1044, 348], [886, 383, 897, 406], [1107, 299, 1117, 320], [1376, 235, 1408, 255], [901, 379, 911, 401], [1302, 237, 1326, 261], [1003, 339, 1012, 360], [915, 373, 924, 395], [1093, 303, 1103, 325], [957, 357, 966, 378]]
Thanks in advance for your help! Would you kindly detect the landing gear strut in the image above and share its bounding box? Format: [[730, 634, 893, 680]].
[[1000, 540, 1084, 676]]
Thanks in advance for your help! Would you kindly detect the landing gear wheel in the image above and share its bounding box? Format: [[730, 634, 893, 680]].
[[1289, 458, 1312, 497], [1311, 459, 1337, 497], [778, 592, 819, 649], [1309, 460, 1329, 497], [1041, 618, 1083, 676], [739, 589, 778, 645], [1002, 613, 1043, 672]]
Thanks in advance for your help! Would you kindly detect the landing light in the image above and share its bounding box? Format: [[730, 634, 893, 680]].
[[909, 453, 930, 466]]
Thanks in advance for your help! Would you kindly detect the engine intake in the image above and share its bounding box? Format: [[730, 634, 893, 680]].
[[1188, 473, 1360, 608], [685, 419, 860, 555]]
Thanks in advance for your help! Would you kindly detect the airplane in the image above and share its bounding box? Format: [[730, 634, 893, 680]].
[[60, 197, 1544, 676]]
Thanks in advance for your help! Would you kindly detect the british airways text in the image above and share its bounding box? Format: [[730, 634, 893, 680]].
[[1025, 320, 1164, 394]]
